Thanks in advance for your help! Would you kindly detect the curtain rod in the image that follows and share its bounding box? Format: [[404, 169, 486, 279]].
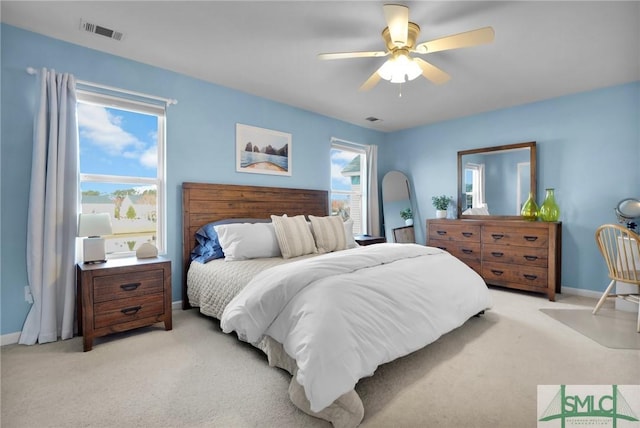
[[26, 67, 178, 106]]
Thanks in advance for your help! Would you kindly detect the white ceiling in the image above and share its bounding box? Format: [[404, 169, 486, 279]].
[[2, 1, 639, 132]]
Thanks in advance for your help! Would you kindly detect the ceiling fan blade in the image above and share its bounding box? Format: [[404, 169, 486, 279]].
[[383, 4, 409, 47], [415, 58, 451, 85], [318, 51, 388, 60], [359, 68, 382, 91], [414, 26, 495, 54]]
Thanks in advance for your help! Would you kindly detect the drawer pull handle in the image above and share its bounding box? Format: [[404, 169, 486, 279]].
[[491, 269, 504, 276], [120, 282, 141, 291], [524, 255, 538, 261], [461, 232, 473, 237], [524, 236, 538, 242], [436, 230, 447, 236], [461, 249, 473, 254], [523, 274, 538, 281], [491, 234, 504, 240], [491, 252, 504, 257], [121, 306, 142, 316]]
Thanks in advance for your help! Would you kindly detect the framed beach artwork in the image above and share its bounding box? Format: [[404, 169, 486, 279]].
[[236, 124, 291, 176]]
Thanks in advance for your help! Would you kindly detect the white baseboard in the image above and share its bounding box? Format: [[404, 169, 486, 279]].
[[560, 286, 602, 299], [1, 332, 21, 346], [1, 300, 185, 346]]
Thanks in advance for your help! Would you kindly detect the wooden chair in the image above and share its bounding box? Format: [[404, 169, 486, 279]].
[[593, 224, 640, 332]]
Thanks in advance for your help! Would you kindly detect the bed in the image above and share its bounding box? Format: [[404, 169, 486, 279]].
[[182, 182, 492, 428]]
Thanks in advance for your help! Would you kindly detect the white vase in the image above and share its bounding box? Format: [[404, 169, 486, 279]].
[[405, 218, 413, 226], [435, 210, 447, 219]]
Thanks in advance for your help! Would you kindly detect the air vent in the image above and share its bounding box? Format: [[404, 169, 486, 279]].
[[365, 117, 382, 123], [80, 20, 124, 41]]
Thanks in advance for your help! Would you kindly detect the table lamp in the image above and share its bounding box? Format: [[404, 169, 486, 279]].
[[78, 213, 113, 264]]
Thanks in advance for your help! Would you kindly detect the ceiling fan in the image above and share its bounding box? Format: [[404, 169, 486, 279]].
[[318, 4, 495, 91]]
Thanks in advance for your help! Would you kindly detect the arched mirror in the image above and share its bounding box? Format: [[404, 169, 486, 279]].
[[382, 171, 416, 243], [458, 141, 537, 219]]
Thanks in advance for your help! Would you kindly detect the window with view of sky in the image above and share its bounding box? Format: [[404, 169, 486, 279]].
[[77, 93, 165, 256], [330, 144, 366, 235]]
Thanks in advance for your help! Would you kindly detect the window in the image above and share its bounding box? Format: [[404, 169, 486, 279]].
[[330, 140, 368, 235], [464, 163, 485, 210], [77, 91, 166, 257]]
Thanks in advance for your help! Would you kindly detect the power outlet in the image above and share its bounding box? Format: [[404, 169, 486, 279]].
[[24, 285, 33, 304]]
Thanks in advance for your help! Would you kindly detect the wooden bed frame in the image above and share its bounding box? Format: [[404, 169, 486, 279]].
[[181, 182, 329, 309]]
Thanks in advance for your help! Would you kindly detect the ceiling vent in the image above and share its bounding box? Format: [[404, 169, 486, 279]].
[[80, 20, 124, 41]]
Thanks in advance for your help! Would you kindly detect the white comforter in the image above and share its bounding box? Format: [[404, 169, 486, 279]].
[[221, 243, 492, 412]]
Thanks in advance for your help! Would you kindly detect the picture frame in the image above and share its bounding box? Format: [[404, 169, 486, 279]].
[[236, 123, 291, 176]]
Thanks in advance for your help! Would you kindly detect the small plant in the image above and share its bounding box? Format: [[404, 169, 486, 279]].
[[432, 195, 452, 211], [400, 208, 413, 220]]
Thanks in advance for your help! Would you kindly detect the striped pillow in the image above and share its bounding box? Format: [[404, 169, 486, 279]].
[[309, 215, 347, 253], [270, 214, 318, 259]]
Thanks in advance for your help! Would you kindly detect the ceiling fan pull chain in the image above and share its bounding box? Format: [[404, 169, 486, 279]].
[[398, 83, 403, 98]]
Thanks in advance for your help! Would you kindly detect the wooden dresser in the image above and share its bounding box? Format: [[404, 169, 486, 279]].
[[426, 219, 561, 300], [76, 257, 172, 351]]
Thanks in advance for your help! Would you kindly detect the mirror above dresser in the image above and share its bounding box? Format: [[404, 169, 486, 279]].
[[458, 141, 536, 219]]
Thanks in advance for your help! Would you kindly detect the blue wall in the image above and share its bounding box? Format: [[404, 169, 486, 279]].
[[380, 81, 640, 294], [0, 25, 384, 335], [2, 24, 639, 337]]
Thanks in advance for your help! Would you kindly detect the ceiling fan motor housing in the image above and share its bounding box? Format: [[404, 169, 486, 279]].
[[382, 22, 420, 50]]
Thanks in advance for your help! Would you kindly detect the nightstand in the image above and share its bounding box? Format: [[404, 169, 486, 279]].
[[354, 235, 387, 246], [76, 257, 172, 351]]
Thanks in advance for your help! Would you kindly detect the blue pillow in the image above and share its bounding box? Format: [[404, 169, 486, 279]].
[[190, 218, 270, 263]]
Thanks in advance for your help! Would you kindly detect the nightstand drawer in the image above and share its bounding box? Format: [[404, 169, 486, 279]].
[[94, 293, 165, 329], [93, 269, 164, 303]]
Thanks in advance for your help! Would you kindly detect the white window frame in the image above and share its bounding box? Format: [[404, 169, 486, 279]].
[[330, 138, 368, 234], [76, 90, 167, 257]]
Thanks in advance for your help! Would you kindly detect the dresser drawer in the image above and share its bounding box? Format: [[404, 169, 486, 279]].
[[94, 293, 165, 329], [482, 226, 548, 248], [428, 223, 481, 243], [431, 239, 481, 263], [483, 243, 548, 267], [93, 269, 164, 303], [482, 262, 548, 289]]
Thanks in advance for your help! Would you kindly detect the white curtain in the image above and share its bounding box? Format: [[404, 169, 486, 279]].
[[471, 163, 487, 209], [19, 69, 79, 345], [365, 144, 380, 236]]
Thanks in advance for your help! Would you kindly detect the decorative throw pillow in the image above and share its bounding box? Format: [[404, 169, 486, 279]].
[[270, 214, 318, 259], [343, 218, 359, 249], [214, 222, 281, 261], [309, 215, 347, 253]]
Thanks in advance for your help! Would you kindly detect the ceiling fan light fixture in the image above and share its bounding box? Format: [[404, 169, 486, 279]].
[[377, 52, 421, 83]]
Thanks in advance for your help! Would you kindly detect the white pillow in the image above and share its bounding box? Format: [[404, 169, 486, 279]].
[[270, 214, 318, 259], [309, 215, 347, 253], [343, 218, 359, 249], [214, 223, 281, 261]]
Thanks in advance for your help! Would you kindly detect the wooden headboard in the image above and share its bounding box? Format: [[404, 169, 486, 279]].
[[182, 182, 329, 309]]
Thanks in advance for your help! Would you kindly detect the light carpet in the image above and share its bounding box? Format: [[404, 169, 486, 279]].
[[540, 307, 640, 349], [2, 288, 639, 428]]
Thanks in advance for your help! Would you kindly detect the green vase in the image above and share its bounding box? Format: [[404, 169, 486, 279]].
[[539, 188, 560, 222], [520, 192, 538, 221]]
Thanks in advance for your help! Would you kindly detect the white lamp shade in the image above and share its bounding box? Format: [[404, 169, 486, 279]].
[[78, 213, 113, 237], [377, 55, 422, 83]]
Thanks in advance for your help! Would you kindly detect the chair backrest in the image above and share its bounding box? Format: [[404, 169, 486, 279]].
[[595, 224, 640, 284]]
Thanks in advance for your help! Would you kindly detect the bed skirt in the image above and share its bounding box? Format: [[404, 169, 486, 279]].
[[257, 336, 365, 428]]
